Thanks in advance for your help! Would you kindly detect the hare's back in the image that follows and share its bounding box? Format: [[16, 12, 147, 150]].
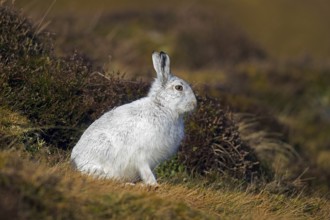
[[83, 98, 153, 142]]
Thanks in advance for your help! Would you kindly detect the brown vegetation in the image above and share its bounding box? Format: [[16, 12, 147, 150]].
[[1, 2, 330, 219]]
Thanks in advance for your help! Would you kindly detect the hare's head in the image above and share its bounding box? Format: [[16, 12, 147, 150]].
[[148, 51, 197, 115]]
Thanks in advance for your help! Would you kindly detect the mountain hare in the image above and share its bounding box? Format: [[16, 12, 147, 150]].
[[71, 51, 197, 185]]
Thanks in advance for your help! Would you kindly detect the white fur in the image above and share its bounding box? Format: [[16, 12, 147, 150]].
[[71, 51, 197, 185]]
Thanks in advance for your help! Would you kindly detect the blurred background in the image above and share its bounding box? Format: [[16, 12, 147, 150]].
[[15, 0, 330, 70], [13, 0, 330, 190]]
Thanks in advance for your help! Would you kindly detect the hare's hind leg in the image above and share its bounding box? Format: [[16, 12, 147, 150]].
[[138, 163, 158, 186]]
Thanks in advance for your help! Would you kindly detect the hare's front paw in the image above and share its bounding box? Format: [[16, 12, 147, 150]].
[[139, 164, 158, 186], [124, 182, 136, 187]]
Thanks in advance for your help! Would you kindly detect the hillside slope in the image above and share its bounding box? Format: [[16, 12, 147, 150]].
[[1, 3, 330, 219]]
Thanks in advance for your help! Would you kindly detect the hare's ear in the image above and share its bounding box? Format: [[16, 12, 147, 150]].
[[152, 51, 172, 85]]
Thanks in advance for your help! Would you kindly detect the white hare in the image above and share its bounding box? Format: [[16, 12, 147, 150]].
[[71, 51, 197, 185]]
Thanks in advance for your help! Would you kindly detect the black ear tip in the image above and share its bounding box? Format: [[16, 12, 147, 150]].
[[159, 51, 166, 56]]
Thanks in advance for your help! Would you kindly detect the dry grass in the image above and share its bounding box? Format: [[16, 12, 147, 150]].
[[1, 149, 329, 219]]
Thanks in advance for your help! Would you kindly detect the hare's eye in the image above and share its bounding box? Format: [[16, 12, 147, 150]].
[[175, 85, 183, 91]]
